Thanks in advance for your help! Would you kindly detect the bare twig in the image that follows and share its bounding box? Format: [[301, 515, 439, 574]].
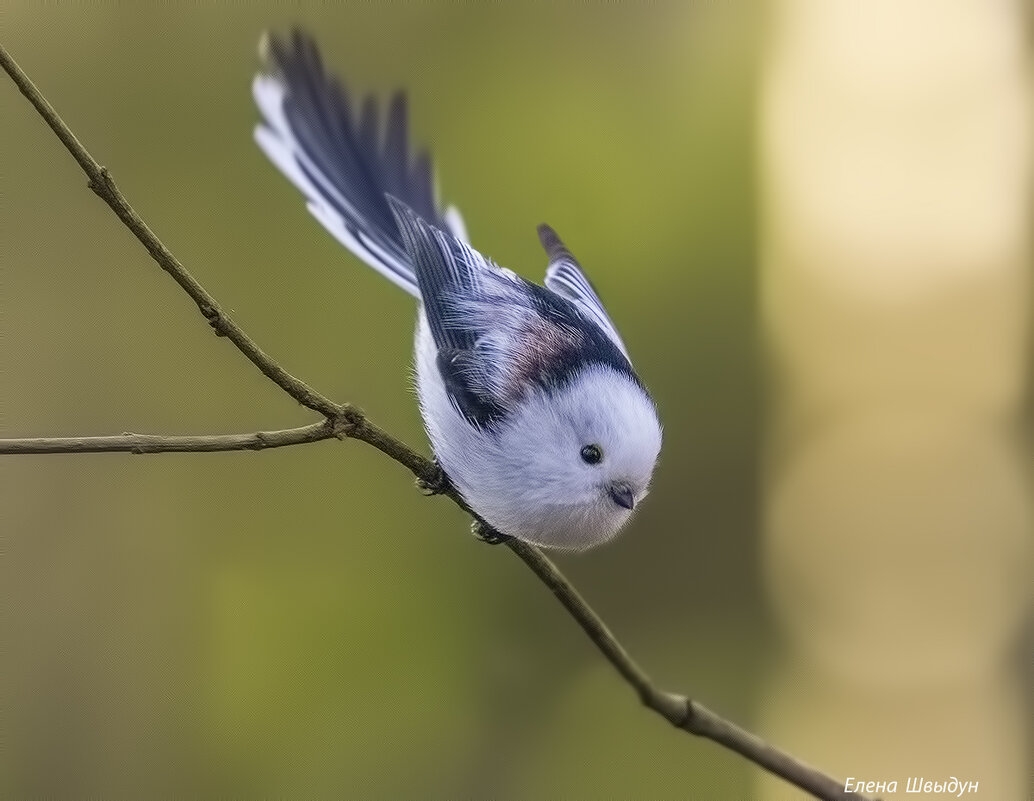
[[506, 540, 871, 801], [0, 38, 338, 420], [0, 423, 337, 454], [0, 41, 870, 801], [0, 42, 440, 487]]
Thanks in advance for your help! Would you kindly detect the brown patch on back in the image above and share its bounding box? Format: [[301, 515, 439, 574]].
[[503, 316, 585, 400]]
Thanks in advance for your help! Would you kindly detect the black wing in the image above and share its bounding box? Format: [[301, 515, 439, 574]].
[[388, 198, 510, 424], [390, 200, 637, 427], [254, 30, 468, 295], [539, 224, 631, 362]]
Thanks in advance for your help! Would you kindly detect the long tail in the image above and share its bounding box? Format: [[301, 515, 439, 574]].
[[253, 30, 468, 297]]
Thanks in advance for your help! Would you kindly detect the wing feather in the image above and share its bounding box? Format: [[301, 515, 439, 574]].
[[539, 224, 630, 361], [254, 30, 469, 296]]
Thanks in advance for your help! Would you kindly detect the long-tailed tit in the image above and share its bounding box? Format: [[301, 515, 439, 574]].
[[253, 31, 661, 549]]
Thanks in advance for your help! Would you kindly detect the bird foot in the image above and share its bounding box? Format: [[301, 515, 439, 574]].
[[471, 519, 510, 545], [416, 460, 452, 496]]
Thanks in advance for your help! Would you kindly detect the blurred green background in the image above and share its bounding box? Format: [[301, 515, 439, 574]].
[[4, 4, 761, 798], [3, 3, 1029, 800]]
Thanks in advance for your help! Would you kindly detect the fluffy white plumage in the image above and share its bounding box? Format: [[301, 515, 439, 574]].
[[416, 317, 660, 548], [254, 31, 661, 549]]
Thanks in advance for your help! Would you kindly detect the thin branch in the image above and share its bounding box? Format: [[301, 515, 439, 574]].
[[506, 540, 871, 801], [0, 422, 337, 454], [0, 42, 441, 490], [0, 41, 339, 420], [0, 41, 871, 801]]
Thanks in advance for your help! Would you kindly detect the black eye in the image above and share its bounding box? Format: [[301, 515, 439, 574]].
[[580, 444, 603, 465]]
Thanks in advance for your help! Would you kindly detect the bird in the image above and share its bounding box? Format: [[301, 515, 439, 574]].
[[253, 30, 661, 549]]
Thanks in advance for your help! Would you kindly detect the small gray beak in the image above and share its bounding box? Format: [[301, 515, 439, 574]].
[[608, 483, 635, 511]]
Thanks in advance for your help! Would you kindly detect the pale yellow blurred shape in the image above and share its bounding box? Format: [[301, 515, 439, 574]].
[[765, 409, 1031, 685], [760, 0, 1030, 797], [755, 660, 1027, 800], [765, 0, 1029, 301], [763, 0, 1030, 419], [764, 262, 1028, 422]]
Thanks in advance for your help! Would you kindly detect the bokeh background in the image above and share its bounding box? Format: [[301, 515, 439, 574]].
[[3, 2, 1030, 799]]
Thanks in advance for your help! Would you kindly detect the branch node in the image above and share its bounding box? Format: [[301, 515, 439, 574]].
[[671, 695, 697, 730], [198, 303, 228, 336], [330, 405, 363, 439], [415, 460, 451, 496], [640, 686, 693, 729], [471, 518, 511, 545], [87, 165, 116, 199]]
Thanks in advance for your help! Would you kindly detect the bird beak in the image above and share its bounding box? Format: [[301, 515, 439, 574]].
[[608, 483, 635, 510]]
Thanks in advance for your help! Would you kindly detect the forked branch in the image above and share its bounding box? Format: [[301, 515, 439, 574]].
[[0, 42, 871, 801]]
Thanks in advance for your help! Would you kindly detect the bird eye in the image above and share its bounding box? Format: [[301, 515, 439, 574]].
[[580, 444, 603, 465]]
